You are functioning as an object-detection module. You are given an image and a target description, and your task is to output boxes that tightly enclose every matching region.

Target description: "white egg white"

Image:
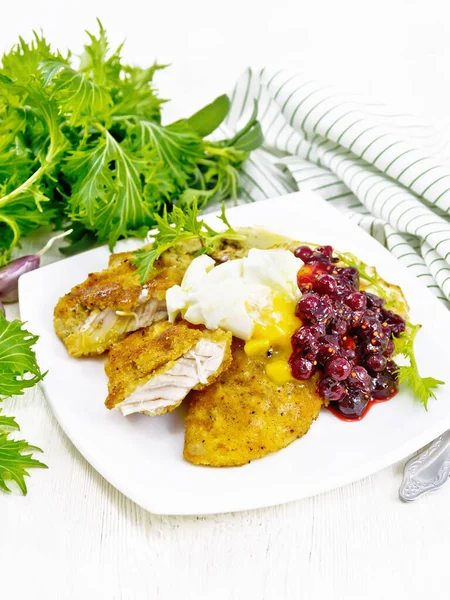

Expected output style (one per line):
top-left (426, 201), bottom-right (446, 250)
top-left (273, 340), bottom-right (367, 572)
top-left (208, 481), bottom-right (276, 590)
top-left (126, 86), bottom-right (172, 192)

top-left (166, 249), bottom-right (303, 340)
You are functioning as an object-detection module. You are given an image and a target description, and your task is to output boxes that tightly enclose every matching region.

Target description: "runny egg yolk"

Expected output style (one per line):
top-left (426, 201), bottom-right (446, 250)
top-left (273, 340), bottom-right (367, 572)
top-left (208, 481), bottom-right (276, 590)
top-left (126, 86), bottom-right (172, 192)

top-left (244, 294), bottom-right (302, 384)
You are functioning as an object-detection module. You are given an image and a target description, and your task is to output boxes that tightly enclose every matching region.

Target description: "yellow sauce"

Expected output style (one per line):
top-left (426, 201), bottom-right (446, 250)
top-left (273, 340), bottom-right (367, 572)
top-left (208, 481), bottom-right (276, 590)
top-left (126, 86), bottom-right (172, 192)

top-left (244, 294), bottom-right (302, 383)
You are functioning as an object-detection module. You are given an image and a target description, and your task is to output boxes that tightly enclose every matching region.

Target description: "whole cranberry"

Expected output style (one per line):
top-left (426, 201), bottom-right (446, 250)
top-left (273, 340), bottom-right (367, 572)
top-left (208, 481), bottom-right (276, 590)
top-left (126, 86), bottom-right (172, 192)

top-left (347, 365), bottom-right (373, 392)
top-left (338, 390), bottom-right (369, 418)
top-left (294, 245), bottom-right (314, 263)
top-left (325, 357), bottom-right (352, 381)
top-left (359, 314), bottom-right (383, 339)
top-left (316, 334), bottom-right (341, 365)
top-left (309, 323), bottom-right (327, 339)
top-left (296, 293), bottom-right (333, 324)
top-left (342, 347), bottom-right (357, 362)
top-left (317, 245), bottom-right (333, 258)
top-left (365, 353), bottom-right (387, 373)
top-left (314, 274), bottom-right (338, 297)
top-left (380, 310), bottom-right (406, 337)
top-left (329, 317), bottom-right (348, 335)
top-left (364, 292), bottom-right (385, 310)
top-left (290, 356), bottom-right (315, 380)
top-left (295, 293), bottom-right (320, 320)
top-left (318, 377), bottom-right (347, 402)
top-left (291, 326), bottom-right (319, 359)
top-left (340, 266), bottom-right (360, 288)
top-left (344, 292), bottom-right (367, 311)
top-left (372, 373), bottom-right (398, 399)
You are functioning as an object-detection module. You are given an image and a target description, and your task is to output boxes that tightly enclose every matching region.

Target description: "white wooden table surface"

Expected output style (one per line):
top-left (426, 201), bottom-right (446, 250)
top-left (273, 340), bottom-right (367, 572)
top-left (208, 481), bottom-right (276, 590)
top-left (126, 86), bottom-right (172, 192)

top-left (2, 1), bottom-right (450, 598)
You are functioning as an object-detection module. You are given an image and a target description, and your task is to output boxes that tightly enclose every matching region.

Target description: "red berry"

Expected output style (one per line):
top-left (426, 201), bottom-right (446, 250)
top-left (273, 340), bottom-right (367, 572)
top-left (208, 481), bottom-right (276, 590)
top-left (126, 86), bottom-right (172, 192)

top-left (290, 357), bottom-right (315, 380)
top-left (344, 292), bottom-right (367, 311)
top-left (337, 390), bottom-right (369, 418)
top-left (381, 310), bottom-right (406, 337)
top-left (347, 366), bottom-right (372, 392)
top-left (317, 245), bottom-right (333, 258)
top-left (383, 340), bottom-right (395, 356)
top-left (294, 245), bottom-right (314, 263)
top-left (317, 339), bottom-right (339, 365)
top-left (364, 292), bottom-right (385, 310)
top-left (340, 266), bottom-right (360, 288)
top-left (325, 357), bottom-right (352, 381)
top-left (372, 373), bottom-right (398, 399)
top-left (314, 274), bottom-right (338, 298)
top-left (318, 377), bottom-right (347, 401)
top-left (309, 323), bottom-right (327, 339)
top-left (296, 293), bottom-right (332, 324)
top-left (365, 353), bottom-right (386, 373)
top-left (291, 326), bottom-right (319, 359)
top-left (296, 293), bottom-right (320, 319)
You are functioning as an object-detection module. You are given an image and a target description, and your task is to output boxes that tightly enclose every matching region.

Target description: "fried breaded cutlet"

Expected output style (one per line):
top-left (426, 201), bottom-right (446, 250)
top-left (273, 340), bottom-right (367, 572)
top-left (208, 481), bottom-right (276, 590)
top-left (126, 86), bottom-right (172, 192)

top-left (54, 237), bottom-right (258, 358)
top-left (105, 321), bottom-right (232, 417)
top-left (184, 340), bottom-right (323, 467)
top-left (53, 244), bottom-right (193, 357)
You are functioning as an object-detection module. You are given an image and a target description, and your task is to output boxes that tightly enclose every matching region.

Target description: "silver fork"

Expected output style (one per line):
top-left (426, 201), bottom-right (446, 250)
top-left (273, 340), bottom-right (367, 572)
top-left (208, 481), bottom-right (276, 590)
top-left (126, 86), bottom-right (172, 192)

top-left (399, 430), bottom-right (450, 501)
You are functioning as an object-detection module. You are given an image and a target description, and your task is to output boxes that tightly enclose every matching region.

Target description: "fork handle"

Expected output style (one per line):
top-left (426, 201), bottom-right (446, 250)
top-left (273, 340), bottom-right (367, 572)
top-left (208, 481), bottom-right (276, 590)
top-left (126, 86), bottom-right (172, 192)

top-left (399, 430), bottom-right (450, 501)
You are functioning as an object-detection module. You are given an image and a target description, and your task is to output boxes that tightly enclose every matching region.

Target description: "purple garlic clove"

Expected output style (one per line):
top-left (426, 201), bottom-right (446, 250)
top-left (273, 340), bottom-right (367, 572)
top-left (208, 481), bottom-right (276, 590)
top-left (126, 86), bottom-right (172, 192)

top-left (0, 255), bottom-right (41, 303)
top-left (0, 229), bottom-right (73, 304)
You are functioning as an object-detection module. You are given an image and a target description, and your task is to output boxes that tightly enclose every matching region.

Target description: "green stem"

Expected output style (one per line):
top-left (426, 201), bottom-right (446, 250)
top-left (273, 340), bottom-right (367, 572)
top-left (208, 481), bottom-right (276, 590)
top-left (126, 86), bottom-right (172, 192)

top-left (0, 213), bottom-right (20, 247)
top-left (203, 143), bottom-right (231, 158)
top-left (0, 165), bottom-right (45, 209)
top-left (111, 114), bottom-right (137, 121)
top-left (0, 110), bottom-right (62, 210)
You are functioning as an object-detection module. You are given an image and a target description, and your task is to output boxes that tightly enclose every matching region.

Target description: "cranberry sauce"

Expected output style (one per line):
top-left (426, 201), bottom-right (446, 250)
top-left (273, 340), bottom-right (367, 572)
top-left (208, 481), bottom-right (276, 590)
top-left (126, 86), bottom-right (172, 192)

top-left (290, 245), bottom-right (405, 419)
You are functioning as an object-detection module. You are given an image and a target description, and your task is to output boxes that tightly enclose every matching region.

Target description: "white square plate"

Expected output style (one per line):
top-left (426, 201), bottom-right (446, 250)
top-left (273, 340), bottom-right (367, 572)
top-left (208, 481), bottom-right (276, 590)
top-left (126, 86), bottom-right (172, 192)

top-left (19, 192), bottom-right (450, 515)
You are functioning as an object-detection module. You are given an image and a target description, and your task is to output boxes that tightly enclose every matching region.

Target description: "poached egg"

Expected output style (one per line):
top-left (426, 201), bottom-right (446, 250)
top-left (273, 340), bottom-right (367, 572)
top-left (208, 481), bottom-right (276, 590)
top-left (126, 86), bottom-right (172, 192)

top-left (166, 249), bottom-right (303, 383)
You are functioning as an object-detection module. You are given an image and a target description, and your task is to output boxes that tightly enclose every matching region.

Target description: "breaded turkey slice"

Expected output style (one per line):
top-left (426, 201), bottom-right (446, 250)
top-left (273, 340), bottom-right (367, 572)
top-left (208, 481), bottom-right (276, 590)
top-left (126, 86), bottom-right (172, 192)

top-left (53, 243), bottom-right (197, 358)
top-left (105, 321), bottom-right (232, 417)
top-left (53, 236), bottom-right (258, 358)
top-left (184, 339), bottom-right (323, 467)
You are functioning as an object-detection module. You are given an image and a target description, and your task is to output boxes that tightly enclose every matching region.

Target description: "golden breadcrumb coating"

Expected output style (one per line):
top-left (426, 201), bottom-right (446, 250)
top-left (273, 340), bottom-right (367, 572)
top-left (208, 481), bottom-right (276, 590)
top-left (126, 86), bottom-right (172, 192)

top-left (105, 321), bottom-right (232, 413)
top-left (184, 339), bottom-right (323, 467)
top-left (53, 236), bottom-right (255, 358)
top-left (53, 243), bottom-right (197, 357)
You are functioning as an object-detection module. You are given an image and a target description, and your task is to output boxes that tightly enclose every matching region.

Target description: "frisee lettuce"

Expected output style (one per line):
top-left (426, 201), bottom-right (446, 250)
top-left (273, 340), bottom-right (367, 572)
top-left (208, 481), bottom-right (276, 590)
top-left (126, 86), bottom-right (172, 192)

top-left (0, 314), bottom-right (47, 494)
top-left (132, 200), bottom-right (245, 284)
top-left (0, 20), bottom-right (263, 264)
top-left (394, 323), bottom-right (444, 410)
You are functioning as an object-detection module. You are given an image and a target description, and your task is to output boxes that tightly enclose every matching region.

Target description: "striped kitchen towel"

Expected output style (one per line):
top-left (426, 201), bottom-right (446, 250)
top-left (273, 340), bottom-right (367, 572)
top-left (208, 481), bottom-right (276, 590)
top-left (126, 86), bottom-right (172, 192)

top-left (225, 68), bottom-right (450, 307)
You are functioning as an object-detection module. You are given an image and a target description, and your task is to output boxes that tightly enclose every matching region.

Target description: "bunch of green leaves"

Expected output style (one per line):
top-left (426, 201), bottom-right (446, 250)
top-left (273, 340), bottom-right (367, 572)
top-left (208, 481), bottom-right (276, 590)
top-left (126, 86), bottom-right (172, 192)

top-left (336, 251), bottom-right (443, 408)
top-left (0, 20), bottom-right (263, 264)
top-left (132, 199), bottom-right (246, 283)
top-left (0, 313), bottom-right (47, 493)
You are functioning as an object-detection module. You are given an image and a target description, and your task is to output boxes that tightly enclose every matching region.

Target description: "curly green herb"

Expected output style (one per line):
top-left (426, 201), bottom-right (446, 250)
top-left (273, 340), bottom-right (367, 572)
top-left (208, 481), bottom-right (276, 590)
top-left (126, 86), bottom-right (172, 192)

top-left (0, 21), bottom-right (263, 264)
top-left (0, 314), bottom-right (47, 493)
top-left (394, 323), bottom-right (444, 410)
top-left (132, 200), bottom-right (245, 284)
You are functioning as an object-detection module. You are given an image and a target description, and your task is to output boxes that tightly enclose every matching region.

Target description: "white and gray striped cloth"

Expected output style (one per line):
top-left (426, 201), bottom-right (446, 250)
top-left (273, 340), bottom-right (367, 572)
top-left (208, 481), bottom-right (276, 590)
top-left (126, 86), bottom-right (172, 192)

top-left (225, 68), bottom-right (450, 308)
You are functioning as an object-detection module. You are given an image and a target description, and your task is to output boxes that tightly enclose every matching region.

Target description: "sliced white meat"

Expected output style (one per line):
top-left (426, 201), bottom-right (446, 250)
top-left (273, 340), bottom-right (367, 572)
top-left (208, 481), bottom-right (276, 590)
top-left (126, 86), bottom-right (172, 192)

top-left (116, 338), bottom-right (227, 416)
top-left (79, 298), bottom-right (167, 343)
